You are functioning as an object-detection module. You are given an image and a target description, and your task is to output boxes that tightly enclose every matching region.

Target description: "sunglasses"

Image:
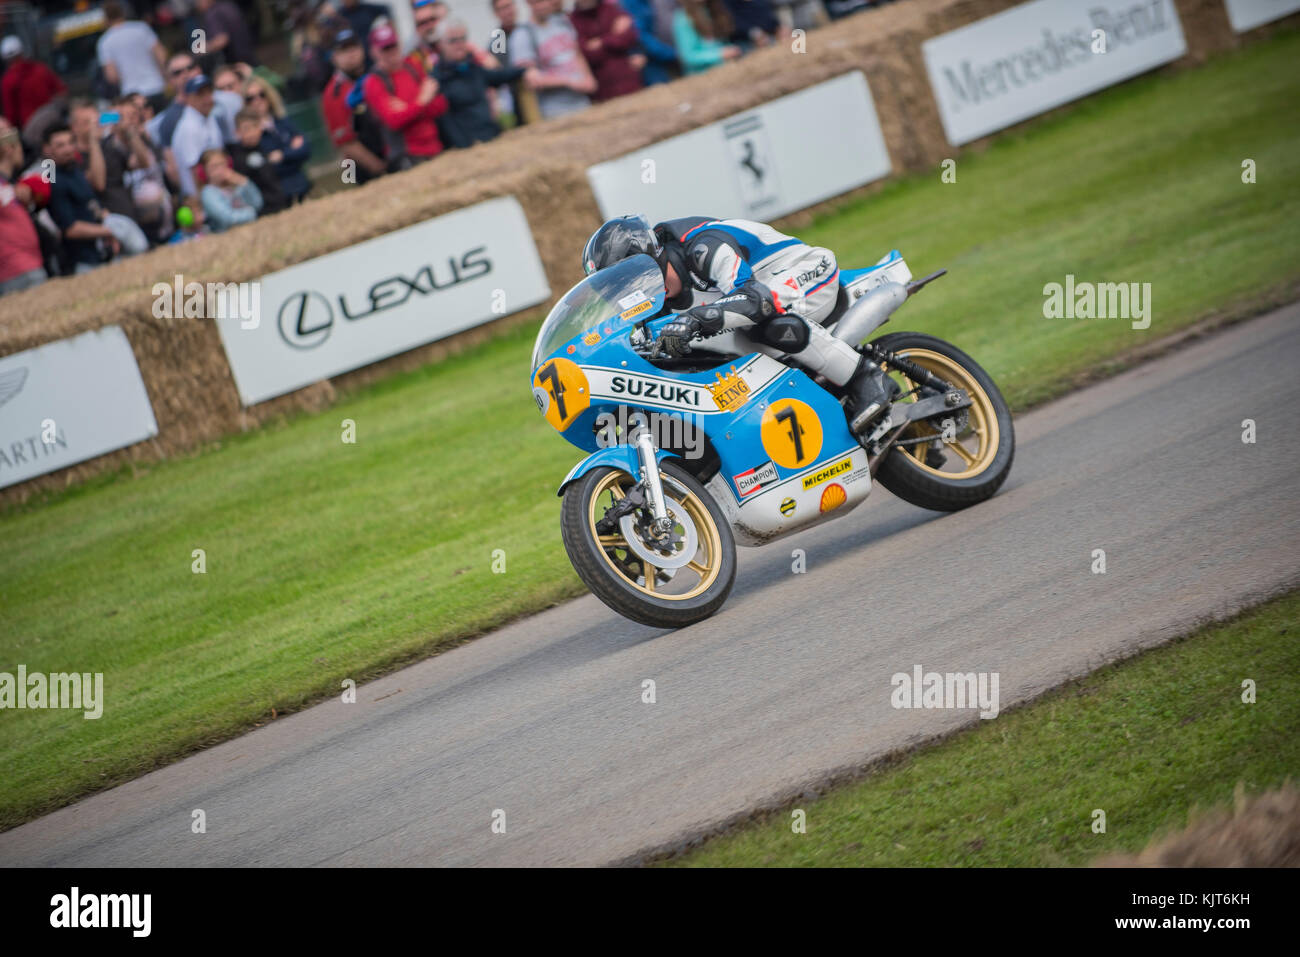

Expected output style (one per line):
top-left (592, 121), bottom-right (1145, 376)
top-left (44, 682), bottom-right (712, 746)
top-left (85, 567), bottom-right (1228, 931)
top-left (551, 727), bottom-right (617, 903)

top-left (379, 43), bottom-right (398, 51)
top-left (170, 65), bottom-right (196, 76)
top-left (416, 16), bottom-right (440, 26)
top-left (245, 90), bottom-right (267, 102)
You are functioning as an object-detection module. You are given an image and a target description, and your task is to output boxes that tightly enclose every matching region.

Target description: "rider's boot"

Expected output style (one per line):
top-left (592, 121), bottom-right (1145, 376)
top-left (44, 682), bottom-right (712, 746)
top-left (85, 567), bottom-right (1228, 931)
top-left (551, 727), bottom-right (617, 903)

top-left (777, 319), bottom-right (900, 436)
top-left (845, 355), bottom-right (901, 435)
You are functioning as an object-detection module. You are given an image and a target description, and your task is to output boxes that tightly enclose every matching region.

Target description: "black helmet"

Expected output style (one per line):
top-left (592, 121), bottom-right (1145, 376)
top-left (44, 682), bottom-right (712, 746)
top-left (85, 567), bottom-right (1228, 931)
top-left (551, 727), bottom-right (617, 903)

top-left (582, 214), bottom-right (663, 276)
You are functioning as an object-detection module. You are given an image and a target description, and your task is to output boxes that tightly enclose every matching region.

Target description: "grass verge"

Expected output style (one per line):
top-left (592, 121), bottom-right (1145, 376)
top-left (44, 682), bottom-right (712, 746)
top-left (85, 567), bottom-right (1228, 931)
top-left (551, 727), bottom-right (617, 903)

top-left (660, 591), bottom-right (1300, 867)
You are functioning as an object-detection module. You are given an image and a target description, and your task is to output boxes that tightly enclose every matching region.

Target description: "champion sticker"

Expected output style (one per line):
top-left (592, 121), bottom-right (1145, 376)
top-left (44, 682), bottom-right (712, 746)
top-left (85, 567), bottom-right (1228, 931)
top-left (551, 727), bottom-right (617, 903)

top-left (734, 461), bottom-right (778, 497)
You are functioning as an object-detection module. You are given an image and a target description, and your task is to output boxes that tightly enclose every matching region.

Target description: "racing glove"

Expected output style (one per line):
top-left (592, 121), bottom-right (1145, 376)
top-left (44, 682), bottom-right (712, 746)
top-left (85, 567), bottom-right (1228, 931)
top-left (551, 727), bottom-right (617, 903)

top-left (654, 304), bottom-right (726, 357)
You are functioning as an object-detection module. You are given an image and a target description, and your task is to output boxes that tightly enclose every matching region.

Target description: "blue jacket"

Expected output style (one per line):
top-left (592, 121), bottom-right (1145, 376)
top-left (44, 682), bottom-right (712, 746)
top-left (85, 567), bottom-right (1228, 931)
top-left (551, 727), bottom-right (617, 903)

top-left (620, 0), bottom-right (679, 85)
top-left (259, 117), bottom-right (312, 201)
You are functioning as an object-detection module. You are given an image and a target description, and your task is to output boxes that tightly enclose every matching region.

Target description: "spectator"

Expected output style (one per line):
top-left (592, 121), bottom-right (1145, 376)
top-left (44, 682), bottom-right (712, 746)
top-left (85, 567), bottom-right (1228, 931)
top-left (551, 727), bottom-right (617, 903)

top-left (149, 52), bottom-right (203, 149)
top-left (230, 109), bottom-right (291, 213)
top-left (489, 0), bottom-right (530, 124)
top-left (721, 0), bottom-right (787, 48)
top-left (67, 99), bottom-right (108, 195)
top-left (44, 123), bottom-right (148, 273)
top-left (674, 0), bottom-right (741, 74)
top-left (492, 0), bottom-right (521, 52)
top-left (320, 29), bottom-right (386, 183)
top-left (198, 147), bottom-right (263, 231)
top-left (338, 0), bottom-right (393, 44)
top-left (100, 95), bottom-right (171, 242)
top-left (570, 0), bottom-right (644, 102)
top-left (195, 0), bottom-right (260, 67)
top-left (213, 64), bottom-right (243, 94)
top-left (289, 5), bottom-right (341, 95)
top-left (431, 20), bottom-right (527, 149)
top-left (0, 117), bottom-right (45, 296)
top-left (621, 0), bottom-right (680, 85)
top-left (360, 22), bottom-right (447, 168)
top-left (241, 76), bottom-right (312, 203)
top-left (129, 91), bottom-right (157, 128)
top-left (408, 0), bottom-right (450, 74)
top-left (171, 74), bottom-right (226, 196)
top-left (96, 1), bottom-right (168, 111)
top-left (510, 0), bottom-right (596, 120)
top-left (771, 0), bottom-right (828, 33)
top-left (1, 36), bottom-right (66, 134)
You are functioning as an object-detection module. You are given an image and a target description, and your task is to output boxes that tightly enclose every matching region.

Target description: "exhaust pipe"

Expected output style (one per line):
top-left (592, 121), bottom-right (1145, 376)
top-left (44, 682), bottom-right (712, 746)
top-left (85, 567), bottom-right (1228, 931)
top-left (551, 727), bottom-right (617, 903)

top-left (831, 269), bottom-right (947, 346)
top-left (830, 281), bottom-right (908, 345)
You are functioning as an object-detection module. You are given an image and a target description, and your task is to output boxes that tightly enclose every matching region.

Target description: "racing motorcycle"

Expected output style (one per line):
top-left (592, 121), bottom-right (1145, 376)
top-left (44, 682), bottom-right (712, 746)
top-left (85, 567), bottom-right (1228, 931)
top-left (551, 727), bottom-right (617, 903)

top-left (530, 251), bottom-right (1014, 628)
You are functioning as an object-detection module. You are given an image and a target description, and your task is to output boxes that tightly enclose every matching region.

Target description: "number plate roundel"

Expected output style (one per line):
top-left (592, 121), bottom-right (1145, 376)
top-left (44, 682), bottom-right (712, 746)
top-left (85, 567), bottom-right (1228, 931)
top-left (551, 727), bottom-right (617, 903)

top-left (761, 398), bottom-right (822, 469)
top-left (533, 357), bottom-right (590, 431)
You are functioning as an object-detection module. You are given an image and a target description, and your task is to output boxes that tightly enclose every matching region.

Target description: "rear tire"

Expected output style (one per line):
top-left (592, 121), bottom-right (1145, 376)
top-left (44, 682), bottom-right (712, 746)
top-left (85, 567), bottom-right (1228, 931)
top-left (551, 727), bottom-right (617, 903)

top-left (872, 332), bottom-right (1015, 512)
top-left (560, 459), bottom-right (737, 629)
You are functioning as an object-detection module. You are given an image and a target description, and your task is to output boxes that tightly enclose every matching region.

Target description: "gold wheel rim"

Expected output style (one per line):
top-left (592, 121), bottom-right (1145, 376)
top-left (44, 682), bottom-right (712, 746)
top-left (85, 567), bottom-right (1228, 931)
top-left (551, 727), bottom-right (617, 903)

top-left (882, 348), bottom-right (1000, 480)
top-left (587, 470), bottom-right (723, 601)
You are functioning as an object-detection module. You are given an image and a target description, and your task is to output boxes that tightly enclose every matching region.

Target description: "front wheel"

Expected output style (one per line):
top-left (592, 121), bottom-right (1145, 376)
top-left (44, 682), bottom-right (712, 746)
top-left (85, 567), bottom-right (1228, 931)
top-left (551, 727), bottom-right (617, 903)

top-left (871, 332), bottom-right (1015, 512)
top-left (560, 459), bottom-right (737, 629)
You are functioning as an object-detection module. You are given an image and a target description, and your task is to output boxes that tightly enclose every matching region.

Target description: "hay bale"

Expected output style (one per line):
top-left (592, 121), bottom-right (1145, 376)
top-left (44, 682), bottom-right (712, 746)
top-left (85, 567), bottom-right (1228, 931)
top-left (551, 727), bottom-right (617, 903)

top-left (1096, 783), bottom-right (1300, 867)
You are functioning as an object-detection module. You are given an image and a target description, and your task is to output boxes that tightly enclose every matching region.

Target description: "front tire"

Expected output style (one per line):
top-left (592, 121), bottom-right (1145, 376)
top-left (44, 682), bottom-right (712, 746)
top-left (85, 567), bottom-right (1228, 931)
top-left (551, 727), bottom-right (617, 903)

top-left (560, 459), bottom-right (736, 628)
top-left (871, 332), bottom-right (1015, 512)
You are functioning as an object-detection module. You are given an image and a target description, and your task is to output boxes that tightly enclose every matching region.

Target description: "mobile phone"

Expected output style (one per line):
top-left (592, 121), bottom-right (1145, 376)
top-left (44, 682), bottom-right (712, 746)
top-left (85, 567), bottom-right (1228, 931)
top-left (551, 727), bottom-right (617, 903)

top-left (99, 111), bottom-right (120, 126)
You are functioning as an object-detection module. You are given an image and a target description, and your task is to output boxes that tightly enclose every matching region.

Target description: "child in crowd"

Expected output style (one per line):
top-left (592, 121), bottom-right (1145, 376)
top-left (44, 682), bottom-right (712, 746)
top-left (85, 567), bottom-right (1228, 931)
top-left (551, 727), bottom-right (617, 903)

top-left (197, 148), bottom-right (263, 233)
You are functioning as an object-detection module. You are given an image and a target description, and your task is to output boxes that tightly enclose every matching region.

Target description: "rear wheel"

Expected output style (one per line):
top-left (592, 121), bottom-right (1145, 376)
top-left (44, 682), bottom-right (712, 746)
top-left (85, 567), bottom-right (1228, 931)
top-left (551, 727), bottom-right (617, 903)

top-left (872, 332), bottom-right (1015, 511)
top-left (560, 460), bottom-right (736, 628)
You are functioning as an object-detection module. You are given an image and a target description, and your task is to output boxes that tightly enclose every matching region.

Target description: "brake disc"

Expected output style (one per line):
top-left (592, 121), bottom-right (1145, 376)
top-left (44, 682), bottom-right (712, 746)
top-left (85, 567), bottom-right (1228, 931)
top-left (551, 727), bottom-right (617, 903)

top-left (618, 500), bottom-right (698, 570)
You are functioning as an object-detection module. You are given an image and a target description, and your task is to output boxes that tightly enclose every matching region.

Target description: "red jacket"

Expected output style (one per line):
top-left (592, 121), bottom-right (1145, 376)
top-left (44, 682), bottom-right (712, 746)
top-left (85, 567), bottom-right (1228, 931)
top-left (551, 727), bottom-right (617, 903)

top-left (1, 57), bottom-right (66, 130)
top-left (570, 1), bottom-right (643, 102)
top-left (361, 63), bottom-right (448, 159)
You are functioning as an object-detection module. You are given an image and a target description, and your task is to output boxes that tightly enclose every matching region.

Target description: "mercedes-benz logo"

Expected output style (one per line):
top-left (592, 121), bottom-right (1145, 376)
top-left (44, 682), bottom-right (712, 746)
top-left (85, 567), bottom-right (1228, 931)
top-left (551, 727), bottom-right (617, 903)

top-left (277, 291), bottom-right (334, 350)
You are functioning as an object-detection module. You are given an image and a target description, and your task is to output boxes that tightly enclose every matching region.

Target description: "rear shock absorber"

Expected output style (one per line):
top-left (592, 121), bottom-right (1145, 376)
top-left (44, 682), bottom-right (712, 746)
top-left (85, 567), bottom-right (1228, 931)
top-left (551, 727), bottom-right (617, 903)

top-left (862, 344), bottom-right (955, 394)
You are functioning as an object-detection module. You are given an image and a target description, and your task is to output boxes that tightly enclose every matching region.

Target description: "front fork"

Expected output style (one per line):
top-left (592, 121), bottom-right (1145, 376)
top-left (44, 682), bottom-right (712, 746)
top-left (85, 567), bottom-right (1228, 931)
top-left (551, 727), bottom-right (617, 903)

top-left (634, 430), bottom-right (674, 540)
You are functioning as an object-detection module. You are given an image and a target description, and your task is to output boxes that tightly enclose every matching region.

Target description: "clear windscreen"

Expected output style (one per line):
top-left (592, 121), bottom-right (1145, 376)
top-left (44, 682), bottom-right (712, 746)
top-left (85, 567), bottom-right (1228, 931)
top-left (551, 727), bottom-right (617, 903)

top-left (531, 255), bottom-right (665, 371)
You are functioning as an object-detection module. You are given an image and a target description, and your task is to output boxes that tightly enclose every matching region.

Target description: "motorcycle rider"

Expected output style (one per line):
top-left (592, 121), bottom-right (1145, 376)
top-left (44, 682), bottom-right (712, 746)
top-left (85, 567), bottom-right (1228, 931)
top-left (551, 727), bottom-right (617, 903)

top-left (581, 214), bottom-right (900, 436)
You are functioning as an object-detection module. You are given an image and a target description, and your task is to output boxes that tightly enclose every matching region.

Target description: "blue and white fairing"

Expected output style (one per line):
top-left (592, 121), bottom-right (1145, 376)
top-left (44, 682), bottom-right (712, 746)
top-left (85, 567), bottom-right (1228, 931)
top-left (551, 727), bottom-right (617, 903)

top-left (531, 255), bottom-right (873, 546)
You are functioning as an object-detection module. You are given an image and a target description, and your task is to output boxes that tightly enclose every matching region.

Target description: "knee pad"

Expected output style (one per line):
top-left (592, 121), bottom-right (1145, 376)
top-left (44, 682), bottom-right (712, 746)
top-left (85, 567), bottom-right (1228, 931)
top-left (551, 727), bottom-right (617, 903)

top-left (755, 314), bottom-right (810, 352)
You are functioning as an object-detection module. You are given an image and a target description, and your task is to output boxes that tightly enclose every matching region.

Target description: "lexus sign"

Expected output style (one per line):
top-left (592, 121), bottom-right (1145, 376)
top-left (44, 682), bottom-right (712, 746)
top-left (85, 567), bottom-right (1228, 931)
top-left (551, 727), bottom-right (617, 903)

top-left (216, 197), bottom-right (550, 406)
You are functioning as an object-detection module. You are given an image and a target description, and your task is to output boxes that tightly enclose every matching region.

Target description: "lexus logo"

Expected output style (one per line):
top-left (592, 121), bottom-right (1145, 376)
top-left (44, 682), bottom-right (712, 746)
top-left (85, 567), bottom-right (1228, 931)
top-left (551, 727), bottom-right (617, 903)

top-left (277, 291), bottom-right (334, 350)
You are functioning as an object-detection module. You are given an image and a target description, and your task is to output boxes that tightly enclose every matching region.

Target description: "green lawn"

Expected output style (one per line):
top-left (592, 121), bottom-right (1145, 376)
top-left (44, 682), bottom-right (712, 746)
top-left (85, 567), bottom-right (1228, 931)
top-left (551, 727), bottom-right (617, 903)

top-left (664, 592), bottom-right (1300, 867)
top-left (2, 28), bottom-right (1299, 829)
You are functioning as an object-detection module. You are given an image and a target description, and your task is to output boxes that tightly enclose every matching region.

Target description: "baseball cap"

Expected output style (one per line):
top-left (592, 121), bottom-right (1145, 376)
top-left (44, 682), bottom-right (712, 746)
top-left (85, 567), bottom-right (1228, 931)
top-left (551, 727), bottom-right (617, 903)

top-left (369, 22), bottom-right (398, 48)
top-left (1, 36), bottom-right (23, 59)
top-left (334, 28), bottom-right (360, 49)
top-left (184, 73), bottom-right (213, 94)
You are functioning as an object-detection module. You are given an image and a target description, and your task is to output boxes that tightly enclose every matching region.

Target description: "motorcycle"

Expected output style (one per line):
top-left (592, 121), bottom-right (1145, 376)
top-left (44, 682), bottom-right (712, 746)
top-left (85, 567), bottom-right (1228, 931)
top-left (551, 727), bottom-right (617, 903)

top-left (530, 250), bottom-right (1015, 628)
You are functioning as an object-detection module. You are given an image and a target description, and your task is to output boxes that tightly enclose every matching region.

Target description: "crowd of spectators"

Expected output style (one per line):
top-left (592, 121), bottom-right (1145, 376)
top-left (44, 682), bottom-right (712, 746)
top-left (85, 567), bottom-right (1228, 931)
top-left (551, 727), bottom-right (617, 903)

top-left (1, 0), bottom-right (894, 296)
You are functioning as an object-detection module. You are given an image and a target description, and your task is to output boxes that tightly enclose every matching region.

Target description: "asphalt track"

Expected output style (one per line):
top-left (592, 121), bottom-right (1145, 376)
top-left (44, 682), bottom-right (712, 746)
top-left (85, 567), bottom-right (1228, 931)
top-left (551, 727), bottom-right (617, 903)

top-left (3, 306), bottom-right (1299, 867)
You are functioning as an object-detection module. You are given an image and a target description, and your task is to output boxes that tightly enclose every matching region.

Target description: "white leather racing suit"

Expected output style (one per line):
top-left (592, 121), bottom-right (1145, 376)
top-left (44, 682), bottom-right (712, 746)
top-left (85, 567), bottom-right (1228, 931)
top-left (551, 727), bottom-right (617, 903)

top-left (654, 216), bottom-right (864, 387)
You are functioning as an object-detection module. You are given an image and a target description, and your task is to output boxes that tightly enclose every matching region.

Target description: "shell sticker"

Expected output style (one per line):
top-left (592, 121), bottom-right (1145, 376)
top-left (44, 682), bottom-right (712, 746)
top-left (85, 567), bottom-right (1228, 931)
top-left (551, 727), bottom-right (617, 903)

top-left (820, 483), bottom-right (847, 513)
